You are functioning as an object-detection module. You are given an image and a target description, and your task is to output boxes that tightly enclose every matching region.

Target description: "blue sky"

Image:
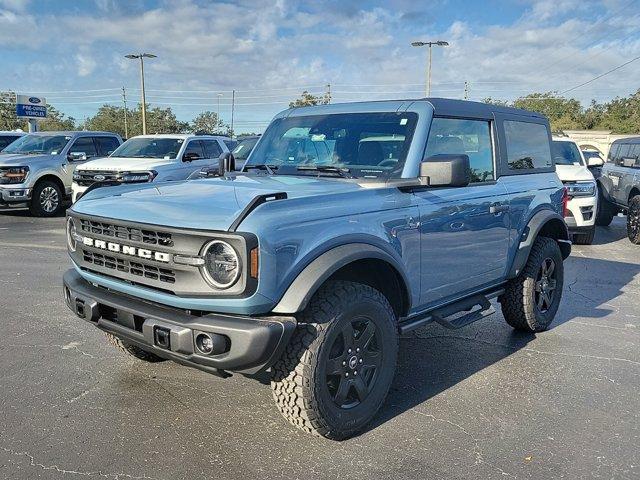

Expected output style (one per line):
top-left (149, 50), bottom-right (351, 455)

top-left (1, 0), bottom-right (639, 132)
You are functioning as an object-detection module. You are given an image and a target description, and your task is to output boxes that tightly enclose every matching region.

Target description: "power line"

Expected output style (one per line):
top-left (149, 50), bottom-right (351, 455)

top-left (560, 54), bottom-right (640, 94)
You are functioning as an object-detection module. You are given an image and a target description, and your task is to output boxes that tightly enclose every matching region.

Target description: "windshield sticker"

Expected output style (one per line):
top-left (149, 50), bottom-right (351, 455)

top-left (400, 118), bottom-right (408, 125)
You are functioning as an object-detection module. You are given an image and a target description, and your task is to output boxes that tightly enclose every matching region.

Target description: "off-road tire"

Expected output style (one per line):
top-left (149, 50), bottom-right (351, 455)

top-left (627, 195), bottom-right (640, 244)
top-left (595, 186), bottom-right (615, 226)
top-left (572, 227), bottom-right (595, 245)
top-left (271, 280), bottom-right (398, 440)
top-left (29, 179), bottom-right (63, 217)
top-left (500, 237), bottom-right (564, 332)
top-left (105, 332), bottom-right (167, 362)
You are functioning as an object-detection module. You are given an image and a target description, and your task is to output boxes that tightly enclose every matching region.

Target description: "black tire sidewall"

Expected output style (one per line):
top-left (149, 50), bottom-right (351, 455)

top-left (627, 196), bottom-right (640, 244)
top-left (312, 293), bottom-right (398, 435)
top-left (527, 240), bottom-right (564, 331)
top-left (30, 180), bottom-right (63, 217)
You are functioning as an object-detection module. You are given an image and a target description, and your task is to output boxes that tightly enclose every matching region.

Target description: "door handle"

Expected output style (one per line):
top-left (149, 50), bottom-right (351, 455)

top-left (489, 202), bottom-right (510, 214)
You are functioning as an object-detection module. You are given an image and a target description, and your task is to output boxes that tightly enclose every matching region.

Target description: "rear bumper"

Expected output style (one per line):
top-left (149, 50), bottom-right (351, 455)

top-left (63, 269), bottom-right (296, 376)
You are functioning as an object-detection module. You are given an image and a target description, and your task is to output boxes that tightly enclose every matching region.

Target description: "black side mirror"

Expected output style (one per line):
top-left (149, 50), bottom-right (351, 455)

top-left (419, 154), bottom-right (470, 187)
top-left (183, 152), bottom-right (200, 162)
top-left (218, 152), bottom-right (236, 176)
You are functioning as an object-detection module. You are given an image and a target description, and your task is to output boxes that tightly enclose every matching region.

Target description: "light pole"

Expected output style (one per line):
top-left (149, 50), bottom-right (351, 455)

top-left (125, 53), bottom-right (156, 135)
top-left (411, 40), bottom-right (449, 97)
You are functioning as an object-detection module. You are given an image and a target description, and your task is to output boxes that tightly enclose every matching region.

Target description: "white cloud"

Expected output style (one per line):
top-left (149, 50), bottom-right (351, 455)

top-left (76, 53), bottom-right (97, 77)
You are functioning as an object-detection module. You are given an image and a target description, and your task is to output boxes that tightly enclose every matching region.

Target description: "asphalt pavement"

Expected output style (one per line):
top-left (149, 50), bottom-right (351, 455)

top-left (0, 210), bottom-right (638, 480)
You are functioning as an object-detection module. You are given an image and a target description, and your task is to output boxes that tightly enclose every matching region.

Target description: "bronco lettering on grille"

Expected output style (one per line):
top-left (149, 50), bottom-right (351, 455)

top-left (82, 237), bottom-right (170, 263)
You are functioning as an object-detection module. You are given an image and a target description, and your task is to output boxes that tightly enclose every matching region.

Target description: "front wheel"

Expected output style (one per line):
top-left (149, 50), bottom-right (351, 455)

top-left (500, 237), bottom-right (564, 332)
top-left (627, 195), bottom-right (640, 244)
top-left (271, 281), bottom-right (398, 440)
top-left (29, 180), bottom-right (64, 217)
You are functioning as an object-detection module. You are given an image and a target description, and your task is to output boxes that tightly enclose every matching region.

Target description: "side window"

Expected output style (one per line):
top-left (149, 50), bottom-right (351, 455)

top-left (182, 140), bottom-right (204, 161)
top-left (504, 121), bottom-right (552, 170)
top-left (202, 140), bottom-right (222, 159)
top-left (607, 143), bottom-right (620, 163)
top-left (617, 144), bottom-right (631, 166)
top-left (224, 139), bottom-right (238, 151)
top-left (95, 137), bottom-right (120, 156)
top-left (425, 117), bottom-right (494, 182)
top-left (631, 145), bottom-right (640, 166)
top-left (70, 137), bottom-right (98, 158)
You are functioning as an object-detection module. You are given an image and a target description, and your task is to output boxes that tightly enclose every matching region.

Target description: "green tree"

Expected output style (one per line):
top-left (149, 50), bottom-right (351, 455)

top-left (190, 111), bottom-right (230, 135)
top-left (289, 90), bottom-right (331, 108)
top-left (39, 105), bottom-right (76, 131)
top-left (512, 92), bottom-right (583, 131)
top-left (595, 90), bottom-right (640, 134)
top-left (85, 105), bottom-right (130, 137)
top-left (85, 104), bottom-right (188, 137)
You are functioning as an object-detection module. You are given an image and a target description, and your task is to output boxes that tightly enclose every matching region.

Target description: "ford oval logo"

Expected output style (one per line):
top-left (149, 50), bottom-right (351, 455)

top-left (93, 175), bottom-right (106, 181)
top-left (28, 97), bottom-right (41, 104)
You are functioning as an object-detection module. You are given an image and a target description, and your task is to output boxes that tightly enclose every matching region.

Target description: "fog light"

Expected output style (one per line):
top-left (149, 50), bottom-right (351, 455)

top-left (194, 332), bottom-right (229, 355)
top-left (196, 333), bottom-right (214, 354)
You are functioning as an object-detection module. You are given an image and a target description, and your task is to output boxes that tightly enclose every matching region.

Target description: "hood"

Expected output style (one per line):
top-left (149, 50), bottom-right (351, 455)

top-left (556, 164), bottom-right (595, 182)
top-left (77, 156), bottom-right (175, 171)
top-left (72, 174), bottom-right (363, 231)
top-left (0, 153), bottom-right (54, 166)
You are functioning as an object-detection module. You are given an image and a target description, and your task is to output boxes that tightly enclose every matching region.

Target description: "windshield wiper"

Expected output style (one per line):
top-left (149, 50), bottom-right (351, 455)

top-left (244, 164), bottom-right (279, 175)
top-left (296, 165), bottom-right (354, 178)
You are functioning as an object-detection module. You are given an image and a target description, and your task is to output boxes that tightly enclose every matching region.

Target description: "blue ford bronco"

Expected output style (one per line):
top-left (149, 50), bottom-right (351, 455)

top-left (63, 99), bottom-right (570, 439)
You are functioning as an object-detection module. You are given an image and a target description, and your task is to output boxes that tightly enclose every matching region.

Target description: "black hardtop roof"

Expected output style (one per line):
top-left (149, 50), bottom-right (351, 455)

top-left (611, 136), bottom-right (640, 145)
top-left (425, 97), bottom-right (546, 120)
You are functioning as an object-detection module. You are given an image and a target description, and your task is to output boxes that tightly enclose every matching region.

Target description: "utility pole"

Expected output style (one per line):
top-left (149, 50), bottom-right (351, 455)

top-left (217, 93), bottom-right (222, 134)
top-left (125, 53), bottom-right (156, 135)
top-left (326, 83), bottom-right (331, 104)
top-left (464, 81), bottom-right (469, 100)
top-left (122, 86), bottom-right (129, 138)
top-left (411, 40), bottom-right (449, 97)
top-left (231, 90), bottom-right (235, 138)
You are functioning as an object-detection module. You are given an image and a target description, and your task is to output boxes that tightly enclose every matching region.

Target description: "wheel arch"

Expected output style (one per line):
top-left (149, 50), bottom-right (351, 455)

top-left (629, 187), bottom-right (640, 203)
top-left (508, 210), bottom-right (571, 279)
top-left (271, 243), bottom-right (411, 319)
top-left (33, 173), bottom-right (65, 194)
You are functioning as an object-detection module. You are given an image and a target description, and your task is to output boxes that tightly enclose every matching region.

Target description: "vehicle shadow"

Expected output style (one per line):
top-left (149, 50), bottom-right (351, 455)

top-left (365, 253), bottom-right (639, 436)
top-left (591, 217), bottom-right (627, 245)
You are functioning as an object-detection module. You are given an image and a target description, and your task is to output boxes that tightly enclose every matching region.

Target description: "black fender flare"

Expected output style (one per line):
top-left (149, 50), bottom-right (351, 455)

top-left (271, 243), bottom-right (411, 314)
top-left (508, 210), bottom-right (571, 279)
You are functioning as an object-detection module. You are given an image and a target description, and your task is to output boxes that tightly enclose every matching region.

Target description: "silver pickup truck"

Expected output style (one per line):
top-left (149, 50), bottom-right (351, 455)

top-left (0, 131), bottom-right (122, 216)
top-left (596, 136), bottom-right (640, 243)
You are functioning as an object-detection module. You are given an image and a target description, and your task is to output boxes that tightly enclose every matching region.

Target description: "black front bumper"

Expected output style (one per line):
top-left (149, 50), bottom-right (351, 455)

top-left (63, 269), bottom-right (296, 377)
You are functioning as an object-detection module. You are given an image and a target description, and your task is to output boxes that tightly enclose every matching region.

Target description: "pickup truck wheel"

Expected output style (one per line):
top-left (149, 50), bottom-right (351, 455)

top-left (29, 180), bottom-right (63, 217)
top-left (270, 280), bottom-right (398, 440)
top-left (595, 187), bottom-right (615, 226)
top-left (627, 196), bottom-right (640, 244)
top-left (572, 227), bottom-right (595, 245)
top-left (500, 237), bottom-right (564, 332)
top-left (105, 332), bottom-right (167, 363)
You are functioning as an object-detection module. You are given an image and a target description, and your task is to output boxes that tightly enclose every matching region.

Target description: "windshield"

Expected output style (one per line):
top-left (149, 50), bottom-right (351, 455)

top-left (246, 112), bottom-right (418, 179)
top-left (552, 141), bottom-right (584, 166)
top-left (110, 138), bottom-right (184, 159)
top-left (2, 134), bottom-right (71, 155)
top-left (232, 137), bottom-right (259, 161)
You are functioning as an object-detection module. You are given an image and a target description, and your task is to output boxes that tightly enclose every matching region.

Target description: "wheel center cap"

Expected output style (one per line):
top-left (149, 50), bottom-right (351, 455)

top-left (348, 355), bottom-right (358, 369)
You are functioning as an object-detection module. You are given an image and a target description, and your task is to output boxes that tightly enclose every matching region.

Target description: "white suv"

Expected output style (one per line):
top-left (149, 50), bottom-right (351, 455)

top-left (72, 134), bottom-right (231, 202)
top-left (552, 137), bottom-right (598, 245)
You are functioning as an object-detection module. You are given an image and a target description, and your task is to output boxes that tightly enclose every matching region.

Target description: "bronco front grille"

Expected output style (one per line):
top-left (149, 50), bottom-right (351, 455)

top-left (79, 219), bottom-right (174, 247)
top-left (82, 250), bottom-right (176, 284)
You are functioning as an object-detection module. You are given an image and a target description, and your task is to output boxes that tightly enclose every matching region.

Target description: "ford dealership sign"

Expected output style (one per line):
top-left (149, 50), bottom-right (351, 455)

top-left (16, 94), bottom-right (47, 119)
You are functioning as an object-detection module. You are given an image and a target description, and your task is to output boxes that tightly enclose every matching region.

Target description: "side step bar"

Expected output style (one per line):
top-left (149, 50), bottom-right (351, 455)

top-left (399, 289), bottom-right (504, 334)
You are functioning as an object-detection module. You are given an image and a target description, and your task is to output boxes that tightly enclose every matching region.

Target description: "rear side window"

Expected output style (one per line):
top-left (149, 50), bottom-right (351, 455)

top-left (607, 143), bottom-right (620, 163)
top-left (425, 118), bottom-right (494, 183)
top-left (96, 137), bottom-right (120, 156)
top-left (504, 121), bottom-right (552, 170)
top-left (183, 140), bottom-right (204, 160)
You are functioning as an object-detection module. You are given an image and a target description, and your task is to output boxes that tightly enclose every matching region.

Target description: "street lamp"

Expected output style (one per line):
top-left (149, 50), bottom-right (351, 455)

top-left (411, 40), bottom-right (449, 97)
top-left (125, 53), bottom-right (157, 135)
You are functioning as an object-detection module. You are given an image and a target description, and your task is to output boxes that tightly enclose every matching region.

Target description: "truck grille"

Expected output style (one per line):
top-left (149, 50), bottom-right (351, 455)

top-left (79, 219), bottom-right (173, 247)
top-left (83, 250), bottom-right (176, 284)
top-left (75, 170), bottom-right (120, 187)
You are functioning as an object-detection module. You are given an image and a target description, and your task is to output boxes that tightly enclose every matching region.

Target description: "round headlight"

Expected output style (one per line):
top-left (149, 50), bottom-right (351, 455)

top-left (202, 240), bottom-right (241, 289)
top-left (66, 217), bottom-right (77, 252)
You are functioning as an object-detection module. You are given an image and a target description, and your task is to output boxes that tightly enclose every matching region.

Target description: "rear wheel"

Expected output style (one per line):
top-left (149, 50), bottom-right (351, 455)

top-left (572, 227), bottom-right (595, 245)
top-left (595, 186), bottom-right (615, 226)
top-left (29, 180), bottom-right (63, 217)
top-left (500, 237), bottom-right (564, 332)
top-left (271, 281), bottom-right (398, 440)
top-left (627, 195), bottom-right (640, 244)
top-left (105, 332), bottom-right (167, 362)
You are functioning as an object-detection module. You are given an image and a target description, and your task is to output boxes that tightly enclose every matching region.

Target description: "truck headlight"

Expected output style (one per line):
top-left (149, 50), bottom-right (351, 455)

top-left (66, 217), bottom-right (78, 252)
top-left (202, 240), bottom-right (241, 289)
top-left (564, 181), bottom-right (596, 197)
top-left (0, 166), bottom-right (29, 184)
top-left (121, 170), bottom-right (157, 183)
